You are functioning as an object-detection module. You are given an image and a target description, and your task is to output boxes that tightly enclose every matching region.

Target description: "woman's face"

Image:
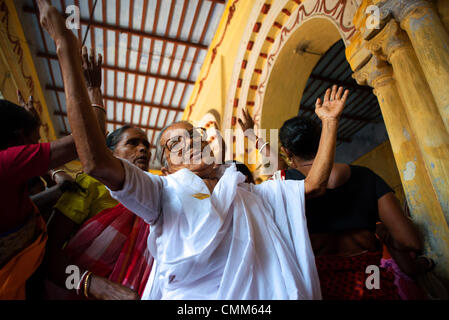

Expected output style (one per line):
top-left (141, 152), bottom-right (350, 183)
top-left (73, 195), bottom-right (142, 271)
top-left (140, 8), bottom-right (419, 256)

top-left (160, 122), bottom-right (216, 175)
top-left (113, 128), bottom-right (152, 171)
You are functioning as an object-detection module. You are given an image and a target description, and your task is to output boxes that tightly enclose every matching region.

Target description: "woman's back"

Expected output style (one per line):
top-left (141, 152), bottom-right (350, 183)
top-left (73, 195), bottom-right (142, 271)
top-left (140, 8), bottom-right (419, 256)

top-left (283, 164), bottom-right (393, 256)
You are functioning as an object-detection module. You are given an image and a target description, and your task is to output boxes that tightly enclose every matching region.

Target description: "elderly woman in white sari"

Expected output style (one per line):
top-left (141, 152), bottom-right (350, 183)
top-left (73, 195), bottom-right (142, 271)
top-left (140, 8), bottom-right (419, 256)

top-left (37, 0), bottom-right (349, 300)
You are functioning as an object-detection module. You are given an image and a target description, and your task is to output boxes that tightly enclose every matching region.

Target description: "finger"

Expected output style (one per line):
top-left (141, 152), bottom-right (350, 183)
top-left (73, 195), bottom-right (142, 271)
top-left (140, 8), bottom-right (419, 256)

top-left (90, 47), bottom-right (95, 66)
top-left (243, 108), bottom-right (250, 121)
top-left (330, 85), bottom-right (337, 101)
top-left (82, 46), bottom-right (89, 68)
top-left (315, 97), bottom-right (322, 109)
top-left (341, 89), bottom-right (350, 105)
top-left (97, 53), bottom-right (103, 68)
top-left (336, 86), bottom-right (344, 100)
top-left (17, 90), bottom-right (25, 106)
top-left (238, 118), bottom-right (244, 128)
top-left (28, 95), bottom-right (34, 107)
top-left (323, 89), bottom-right (331, 103)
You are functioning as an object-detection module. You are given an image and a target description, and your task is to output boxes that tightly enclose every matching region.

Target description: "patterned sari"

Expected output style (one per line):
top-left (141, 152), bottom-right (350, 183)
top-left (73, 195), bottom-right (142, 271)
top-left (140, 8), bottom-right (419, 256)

top-left (64, 203), bottom-right (152, 297)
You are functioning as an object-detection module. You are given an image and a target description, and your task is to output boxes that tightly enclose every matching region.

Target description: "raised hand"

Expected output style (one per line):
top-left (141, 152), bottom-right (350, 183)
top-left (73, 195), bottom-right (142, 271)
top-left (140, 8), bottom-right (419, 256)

top-left (82, 46), bottom-right (103, 89)
top-left (37, 0), bottom-right (77, 45)
top-left (17, 90), bottom-right (41, 126)
top-left (238, 108), bottom-right (255, 132)
top-left (315, 85), bottom-right (349, 121)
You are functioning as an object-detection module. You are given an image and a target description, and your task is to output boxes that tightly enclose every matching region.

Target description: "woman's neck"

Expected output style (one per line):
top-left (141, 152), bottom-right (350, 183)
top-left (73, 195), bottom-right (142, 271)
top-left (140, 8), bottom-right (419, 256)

top-left (289, 157), bottom-right (314, 176)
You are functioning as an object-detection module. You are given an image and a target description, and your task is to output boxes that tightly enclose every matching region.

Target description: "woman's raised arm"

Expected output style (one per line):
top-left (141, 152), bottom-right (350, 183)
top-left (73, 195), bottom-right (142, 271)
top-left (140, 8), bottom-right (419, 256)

top-left (37, 0), bottom-right (124, 190)
top-left (304, 85), bottom-right (348, 198)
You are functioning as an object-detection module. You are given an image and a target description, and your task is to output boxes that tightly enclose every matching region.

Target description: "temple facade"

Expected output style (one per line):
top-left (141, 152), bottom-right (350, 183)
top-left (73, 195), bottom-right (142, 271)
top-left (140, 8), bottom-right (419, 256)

top-left (181, 0), bottom-right (449, 288)
top-left (1, 0), bottom-right (449, 291)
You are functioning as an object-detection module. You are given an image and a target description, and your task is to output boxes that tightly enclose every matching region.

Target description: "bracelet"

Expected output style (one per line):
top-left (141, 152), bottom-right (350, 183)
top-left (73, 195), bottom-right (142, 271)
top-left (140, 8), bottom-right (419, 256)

top-left (417, 255), bottom-right (435, 272)
top-left (76, 270), bottom-right (89, 296)
top-left (51, 169), bottom-right (66, 182)
top-left (84, 271), bottom-right (93, 298)
top-left (255, 137), bottom-right (261, 149)
top-left (259, 142), bottom-right (269, 153)
top-left (92, 104), bottom-right (106, 114)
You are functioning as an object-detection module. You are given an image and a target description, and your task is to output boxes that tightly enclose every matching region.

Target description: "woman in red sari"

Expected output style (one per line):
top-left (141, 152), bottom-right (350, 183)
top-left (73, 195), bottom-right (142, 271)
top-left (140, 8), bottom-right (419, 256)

top-left (44, 125), bottom-right (153, 300)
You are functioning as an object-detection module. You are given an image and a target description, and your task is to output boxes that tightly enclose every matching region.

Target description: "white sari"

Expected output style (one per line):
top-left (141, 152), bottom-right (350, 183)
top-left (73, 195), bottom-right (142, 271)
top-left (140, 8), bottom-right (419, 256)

top-left (109, 160), bottom-right (321, 300)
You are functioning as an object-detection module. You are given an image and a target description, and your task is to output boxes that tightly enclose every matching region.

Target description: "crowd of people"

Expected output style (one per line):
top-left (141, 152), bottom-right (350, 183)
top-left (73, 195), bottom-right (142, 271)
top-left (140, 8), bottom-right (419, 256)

top-left (0, 0), bottom-right (436, 300)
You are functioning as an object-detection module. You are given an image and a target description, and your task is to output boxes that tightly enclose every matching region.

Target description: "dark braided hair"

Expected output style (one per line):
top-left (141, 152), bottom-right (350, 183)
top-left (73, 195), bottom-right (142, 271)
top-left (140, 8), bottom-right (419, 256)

top-left (0, 99), bottom-right (40, 150)
top-left (106, 125), bottom-right (132, 151)
top-left (279, 117), bottom-right (321, 161)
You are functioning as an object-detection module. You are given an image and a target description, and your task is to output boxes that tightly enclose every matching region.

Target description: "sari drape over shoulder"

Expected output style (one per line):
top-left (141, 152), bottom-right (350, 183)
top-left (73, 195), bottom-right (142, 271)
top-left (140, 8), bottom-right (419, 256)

top-left (109, 160), bottom-right (321, 300)
top-left (0, 213), bottom-right (47, 300)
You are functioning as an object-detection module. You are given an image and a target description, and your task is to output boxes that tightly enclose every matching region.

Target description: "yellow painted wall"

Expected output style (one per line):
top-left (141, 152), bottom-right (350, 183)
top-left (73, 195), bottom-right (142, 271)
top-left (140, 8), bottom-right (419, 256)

top-left (0, 0), bottom-right (56, 142)
top-left (183, 0), bottom-right (255, 127)
top-left (353, 141), bottom-right (406, 206)
top-left (260, 18), bottom-right (341, 132)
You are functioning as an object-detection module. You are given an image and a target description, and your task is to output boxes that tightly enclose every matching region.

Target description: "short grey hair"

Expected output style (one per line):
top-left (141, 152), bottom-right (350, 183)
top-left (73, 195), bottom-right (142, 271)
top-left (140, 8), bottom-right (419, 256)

top-left (155, 120), bottom-right (192, 168)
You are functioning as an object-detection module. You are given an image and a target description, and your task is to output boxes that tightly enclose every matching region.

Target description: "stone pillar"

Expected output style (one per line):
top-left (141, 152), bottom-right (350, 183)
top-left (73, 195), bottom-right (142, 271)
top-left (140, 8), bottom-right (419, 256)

top-left (382, 0), bottom-right (449, 132)
top-left (368, 19), bottom-right (449, 223)
top-left (354, 56), bottom-right (449, 284)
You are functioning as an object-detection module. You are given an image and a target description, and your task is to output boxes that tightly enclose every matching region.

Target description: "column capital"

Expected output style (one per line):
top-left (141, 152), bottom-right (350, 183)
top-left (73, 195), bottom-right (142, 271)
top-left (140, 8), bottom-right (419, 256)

top-left (367, 19), bottom-right (411, 62)
top-left (353, 55), bottom-right (393, 91)
top-left (379, 0), bottom-right (436, 23)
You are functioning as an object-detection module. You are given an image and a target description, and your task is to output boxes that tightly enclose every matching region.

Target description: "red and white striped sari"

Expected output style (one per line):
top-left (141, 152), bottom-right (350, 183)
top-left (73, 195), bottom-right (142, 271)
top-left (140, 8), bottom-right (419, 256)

top-left (65, 203), bottom-right (153, 297)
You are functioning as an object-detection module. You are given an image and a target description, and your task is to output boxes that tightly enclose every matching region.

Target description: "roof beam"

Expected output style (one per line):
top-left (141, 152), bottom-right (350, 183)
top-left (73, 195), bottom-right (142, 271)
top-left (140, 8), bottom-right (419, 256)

top-left (37, 52), bottom-right (195, 85)
top-left (308, 74), bottom-right (373, 92)
top-left (300, 105), bottom-right (381, 124)
top-left (23, 5), bottom-right (208, 50)
top-left (47, 85), bottom-right (184, 113)
top-left (55, 111), bottom-right (161, 132)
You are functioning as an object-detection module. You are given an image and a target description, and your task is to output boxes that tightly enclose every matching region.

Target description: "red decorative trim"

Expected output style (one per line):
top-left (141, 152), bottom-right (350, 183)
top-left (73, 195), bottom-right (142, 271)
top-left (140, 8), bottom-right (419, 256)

top-left (266, 36), bottom-right (275, 43)
top-left (187, 0), bottom-right (240, 118)
top-left (0, 0), bottom-right (50, 140)
top-left (234, 98), bottom-right (239, 107)
top-left (247, 41), bottom-right (254, 50)
top-left (247, 101), bottom-right (255, 106)
top-left (259, 52), bottom-right (268, 59)
top-left (261, 3), bottom-right (271, 14)
top-left (256, 0), bottom-right (357, 118)
top-left (241, 60), bottom-right (248, 69)
top-left (231, 116), bottom-right (237, 126)
top-left (237, 79), bottom-right (242, 88)
top-left (253, 22), bottom-right (261, 33)
top-left (250, 85), bottom-right (258, 90)
top-left (282, 8), bottom-right (291, 16)
top-left (273, 21), bottom-right (283, 29)
top-left (254, 69), bottom-right (262, 74)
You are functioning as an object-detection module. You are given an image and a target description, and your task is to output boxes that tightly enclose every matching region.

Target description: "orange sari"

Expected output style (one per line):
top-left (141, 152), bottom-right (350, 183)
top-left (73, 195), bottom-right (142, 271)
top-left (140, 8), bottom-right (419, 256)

top-left (0, 214), bottom-right (47, 300)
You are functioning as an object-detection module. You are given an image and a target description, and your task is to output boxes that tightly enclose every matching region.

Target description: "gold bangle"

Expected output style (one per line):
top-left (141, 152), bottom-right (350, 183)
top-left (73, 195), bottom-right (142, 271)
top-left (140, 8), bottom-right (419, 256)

top-left (92, 104), bottom-right (106, 114)
top-left (51, 169), bottom-right (65, 181)
top-left (84, 271), bottom-right (93, 298)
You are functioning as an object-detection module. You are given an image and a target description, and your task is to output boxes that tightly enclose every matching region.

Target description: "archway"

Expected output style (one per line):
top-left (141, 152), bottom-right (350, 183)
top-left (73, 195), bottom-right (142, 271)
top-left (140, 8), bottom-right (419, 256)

top-left (260, 17), bottom-right (342, 131)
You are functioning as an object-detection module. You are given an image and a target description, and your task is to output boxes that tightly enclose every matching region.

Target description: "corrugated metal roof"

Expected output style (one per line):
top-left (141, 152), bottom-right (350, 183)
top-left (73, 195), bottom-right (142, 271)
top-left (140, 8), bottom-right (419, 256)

top-left (18, 0), bottom-right (227, 168)
top-left (299, 40), bottom-right (383, 145)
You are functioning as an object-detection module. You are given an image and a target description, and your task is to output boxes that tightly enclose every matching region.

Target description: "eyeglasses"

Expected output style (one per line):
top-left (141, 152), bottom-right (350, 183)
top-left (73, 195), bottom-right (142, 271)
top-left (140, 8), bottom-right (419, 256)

top-left (160, 127), bottom-right (207, 164)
